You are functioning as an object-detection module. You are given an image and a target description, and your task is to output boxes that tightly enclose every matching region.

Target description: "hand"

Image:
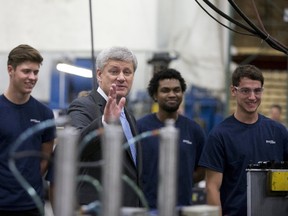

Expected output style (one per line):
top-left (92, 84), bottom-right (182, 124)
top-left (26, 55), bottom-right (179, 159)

top-left (103, 83), bottom-right (126, 123)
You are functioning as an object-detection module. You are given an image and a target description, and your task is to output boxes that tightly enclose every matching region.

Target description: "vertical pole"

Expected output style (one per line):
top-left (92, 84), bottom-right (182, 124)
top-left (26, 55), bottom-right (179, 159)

top-left (100, 123), bottom-right (123, 216)
top-left (54, 126), bottom-right (79, 216)
top-left (59, 71), bottom-right (66, 109)
top-left (224, 4), bottom-right (233, 117)
top-left (158, 119), bottom-right (179, 216)
top-left (88, 0), bottom-right (97, 89)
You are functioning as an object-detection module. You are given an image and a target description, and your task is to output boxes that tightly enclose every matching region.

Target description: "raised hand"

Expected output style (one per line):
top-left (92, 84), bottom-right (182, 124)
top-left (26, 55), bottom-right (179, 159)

top-left (103, 83), bottom-right (126, 123)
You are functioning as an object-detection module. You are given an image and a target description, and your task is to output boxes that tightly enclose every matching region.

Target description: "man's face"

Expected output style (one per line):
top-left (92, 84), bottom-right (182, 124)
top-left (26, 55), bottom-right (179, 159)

top-left (97, 60), bottom-right (135, 99)
top-left (231, 77), bottom-right (263, 115)
top-left (155, 78), bottom-right (183, 113)
top-left (270, 107), bottom-right (281, 122)
top-left (8, 61), bottom-right (39, 95)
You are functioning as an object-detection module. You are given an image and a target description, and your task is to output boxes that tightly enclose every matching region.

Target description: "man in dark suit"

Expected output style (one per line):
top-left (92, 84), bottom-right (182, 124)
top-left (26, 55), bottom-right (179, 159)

top-left (67, 46), bottom-right (142, 207)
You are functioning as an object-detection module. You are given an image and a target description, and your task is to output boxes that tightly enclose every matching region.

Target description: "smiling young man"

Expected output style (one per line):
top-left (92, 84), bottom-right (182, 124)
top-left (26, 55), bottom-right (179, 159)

top-left (137, 68), bottom-right (206, 209)
top-left (199, 64), bottom-right (288, 216)
top-left (0, 44), bottom-right (56, 215)
top-left (67, 46), bottom-right (142, 207)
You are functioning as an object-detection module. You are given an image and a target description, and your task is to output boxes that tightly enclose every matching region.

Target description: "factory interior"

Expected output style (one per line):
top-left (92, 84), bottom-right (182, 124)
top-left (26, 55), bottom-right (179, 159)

top-left (1, 0), bottom-right (288, 216)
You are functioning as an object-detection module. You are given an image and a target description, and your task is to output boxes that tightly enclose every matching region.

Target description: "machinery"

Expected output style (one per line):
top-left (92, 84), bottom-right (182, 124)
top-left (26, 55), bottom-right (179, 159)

top-left (247, 161), bottom-right (288, 216)
top-left (53, 119), bottom-right (219, 216)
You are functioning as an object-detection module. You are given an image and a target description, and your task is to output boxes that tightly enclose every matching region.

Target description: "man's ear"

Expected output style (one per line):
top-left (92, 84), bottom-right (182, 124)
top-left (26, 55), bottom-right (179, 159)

top-left (153, 94), bottom-right (158, 102)
top-left (96, 69), bottom-right (102, 81)
top-left (7, 65), bottom-right (13, 76)
top-left (230, 85), bottom-right (236, 96)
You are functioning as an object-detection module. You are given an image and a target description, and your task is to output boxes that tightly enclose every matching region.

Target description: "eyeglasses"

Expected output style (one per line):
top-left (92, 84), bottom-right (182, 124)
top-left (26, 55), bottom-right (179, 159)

top-left (234, 86), bottom-right (264, 96)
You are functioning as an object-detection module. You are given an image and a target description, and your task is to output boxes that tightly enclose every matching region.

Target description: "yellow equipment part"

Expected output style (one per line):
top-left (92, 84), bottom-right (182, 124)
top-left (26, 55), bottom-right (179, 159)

top-left (269, 171), bottom-right (288, 191)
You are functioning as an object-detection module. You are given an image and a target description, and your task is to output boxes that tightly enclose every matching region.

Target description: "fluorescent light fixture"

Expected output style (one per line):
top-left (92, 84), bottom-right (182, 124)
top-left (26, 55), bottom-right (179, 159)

top-left (56, 63), bottom-right (92, 78)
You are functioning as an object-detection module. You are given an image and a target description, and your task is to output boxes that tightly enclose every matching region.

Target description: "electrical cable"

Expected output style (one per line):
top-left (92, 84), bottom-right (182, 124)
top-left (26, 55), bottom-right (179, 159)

top-left (8, 156), bottom-right (44, 215)
top-left (200, 0), bottom-right (258, 35)
top-left (9, 117), bottom-right (131, 215)
top-left (78, 160), bottom-right (104, 168)
top-left (197, 0), bottom-right (288, 55)
top-left (227, 0), bottom-right (268, 39)
top-left (8, 117), bottom-right (68, 216)
top-left (251, 0), bottom-right (267, 33)
top-left (8, 151), bottom-right (52, 216)
top-left (121, 129), bottom-right (160, 209)
top-left (195, 0), bottom-right (255, 37)
top-left (10, 122), bottom-right (163, 214)
top-left (78, 129), bottom-right (160, 214)
top-left (77, 175), bottom-right (102, 193)
top-left (77, 175), bottom-right (102, 196)
top-left (227, 0), bottom-right (288, 54)
top-left (78, 128), bottom-right (103, 158)
top-left (250, 0), bottom-right (288, 54)
top-left (78, 174), bottom-right (150, 215)
top-left (10, 151), bottom-right (50, 161)
top-left (122, 129), bottom-right (160, 152)
top-left (10, 120), bottom-right (160, 214)
top-left (122, 174), bottom-right (149, 209)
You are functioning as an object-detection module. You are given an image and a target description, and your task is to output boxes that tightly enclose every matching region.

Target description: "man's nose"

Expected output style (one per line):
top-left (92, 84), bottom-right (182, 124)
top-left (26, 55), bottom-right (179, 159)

top-left (117, 72), bottom-right (125, 80)
top-left (168, 91), bottom-right (176, 97)
top-left (28, 72), bottom-right (37, 79)
top-left (248, 90), bottom-right (257, 99)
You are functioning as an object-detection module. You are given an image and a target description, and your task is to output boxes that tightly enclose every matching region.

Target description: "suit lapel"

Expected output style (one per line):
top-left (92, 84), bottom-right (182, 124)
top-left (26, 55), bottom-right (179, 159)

top-left (91, 89), bottom-right (140, 172)
top-left (90, 89), bottom-right (106, 114)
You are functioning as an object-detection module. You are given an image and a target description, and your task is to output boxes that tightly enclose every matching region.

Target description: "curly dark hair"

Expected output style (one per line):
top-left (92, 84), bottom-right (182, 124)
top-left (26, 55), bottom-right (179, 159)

top-left (147, 68), bottom-right (187, 99)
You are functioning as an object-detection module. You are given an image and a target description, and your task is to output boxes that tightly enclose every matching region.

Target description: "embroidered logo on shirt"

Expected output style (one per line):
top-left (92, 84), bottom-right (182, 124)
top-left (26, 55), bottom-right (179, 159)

top-left (30, 119), bottom-right (40, 123)
top-left (266, 140), bottom-right (276, 144)
top-left (183, 139), bottom-right (192, 145)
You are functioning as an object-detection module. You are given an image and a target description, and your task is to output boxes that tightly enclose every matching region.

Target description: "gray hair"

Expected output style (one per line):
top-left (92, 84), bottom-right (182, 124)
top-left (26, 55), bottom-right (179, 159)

top-left (96, 46), bottom-right (138, 72)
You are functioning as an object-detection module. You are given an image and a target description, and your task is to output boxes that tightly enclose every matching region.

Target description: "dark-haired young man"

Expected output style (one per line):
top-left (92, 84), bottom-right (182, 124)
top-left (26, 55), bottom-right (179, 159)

top-left (199, 64), bottom-right (288, 216)
top-left (137, 68), bottom-right (206, 208)
top-left (0, 44), bottom-right (56, 215)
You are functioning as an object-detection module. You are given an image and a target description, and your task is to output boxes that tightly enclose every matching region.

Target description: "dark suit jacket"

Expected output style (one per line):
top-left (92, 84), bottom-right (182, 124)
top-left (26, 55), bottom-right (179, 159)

top-left (67, 89), bottom-right (142, 207)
